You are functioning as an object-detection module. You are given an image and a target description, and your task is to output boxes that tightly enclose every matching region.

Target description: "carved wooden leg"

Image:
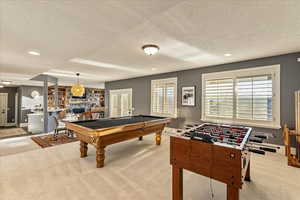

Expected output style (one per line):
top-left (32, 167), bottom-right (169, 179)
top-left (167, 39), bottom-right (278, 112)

top-left (96, 147), bottom-right (105, 168)
top-left (156, 132), bottom-right (162, 145)
top-left (227, 185), bottom-right (239, 200)
top-left (139, 136), bottom-right (143, 141)
top-left (297, 137), bottom-right (300, 162)
top-left (245, 160), bottom-right (251, 182)
top-left (80, 141), bottom-right (88, 158)
top-left (172, 166), bottom-right (183, 200)
top-left (285, 146), bottom-right (289, 156)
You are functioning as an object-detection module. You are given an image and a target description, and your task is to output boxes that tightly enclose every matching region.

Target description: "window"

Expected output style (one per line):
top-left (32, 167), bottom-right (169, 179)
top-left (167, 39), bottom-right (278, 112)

top-left (205, 79), bottom-right (233, 119)
top-left (151, 77), bottom-right (177, 118)
top-left (202, 65), bottom-right (280, 129)
top-left (236, 75), bottom-right (272, 121)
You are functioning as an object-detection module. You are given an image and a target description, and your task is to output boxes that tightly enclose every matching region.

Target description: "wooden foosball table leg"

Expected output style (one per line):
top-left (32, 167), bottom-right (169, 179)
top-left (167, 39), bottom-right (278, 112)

top-left (245, 160), bottom-right (251, 182)
top-left (80, 141), bottom-right (88, 158)
top-left (172, 166), bottom-right (183, 200)
top-left (227, 185), bottom-right (239, 200)
top-left (96, 147), bottom-right (105, 168)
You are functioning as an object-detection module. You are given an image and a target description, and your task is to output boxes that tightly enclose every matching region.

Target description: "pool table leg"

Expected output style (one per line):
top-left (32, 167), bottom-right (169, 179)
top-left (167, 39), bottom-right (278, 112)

top-left (156, 132), bottom-right (162, 145)
top-left (139, 136), bottom-right (143, 141)
top-left (80, 141), bottom-right (88, 158)
top-left (96, 146), bottom-right (105, 168)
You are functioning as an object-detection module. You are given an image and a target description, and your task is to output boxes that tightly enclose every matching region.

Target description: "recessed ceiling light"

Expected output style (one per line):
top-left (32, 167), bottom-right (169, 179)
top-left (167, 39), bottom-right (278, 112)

top-left (151, 68), bottom-right (157, 71)
top-left (28, 51), bottom-right (40, 56)
top-left (1, 81), bottom-right (11, 85)
top-left (142, 44), bottom-right (160, 56)
top-left (0, 85), bottom-right (3, 88)
top-left (224, 53), bottom-right (232, 57)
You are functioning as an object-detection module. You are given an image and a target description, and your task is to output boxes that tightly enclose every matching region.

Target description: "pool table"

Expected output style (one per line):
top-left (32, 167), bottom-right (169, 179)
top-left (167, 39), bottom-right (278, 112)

top-left (65, 115), bottom-right (170, 168)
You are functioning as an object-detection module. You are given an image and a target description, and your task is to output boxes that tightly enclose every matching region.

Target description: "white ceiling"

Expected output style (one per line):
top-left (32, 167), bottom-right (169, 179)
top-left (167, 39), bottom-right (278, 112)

top-left (1, 0), bottom-right (300, 87)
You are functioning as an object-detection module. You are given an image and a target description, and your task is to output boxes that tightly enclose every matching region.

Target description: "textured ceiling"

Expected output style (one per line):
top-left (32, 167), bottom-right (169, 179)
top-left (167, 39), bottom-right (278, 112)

top-left (1, 0), bottom-right (300, 86)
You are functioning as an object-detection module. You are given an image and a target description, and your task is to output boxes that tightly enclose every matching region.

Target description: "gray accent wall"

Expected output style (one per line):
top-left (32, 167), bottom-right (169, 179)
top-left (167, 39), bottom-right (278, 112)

top-left (105, 52), bottom-right (300, 144)
top-left (0, 87), bottom-right (18, 124)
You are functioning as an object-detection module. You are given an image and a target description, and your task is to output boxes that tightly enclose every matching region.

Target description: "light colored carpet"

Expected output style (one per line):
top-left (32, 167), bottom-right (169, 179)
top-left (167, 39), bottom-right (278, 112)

top-left (0, 134), bottom-right (299, 200)
top-left (0, 127), bottom-right (27, 139)
top-left (0, 136), bottom-right (40, 156)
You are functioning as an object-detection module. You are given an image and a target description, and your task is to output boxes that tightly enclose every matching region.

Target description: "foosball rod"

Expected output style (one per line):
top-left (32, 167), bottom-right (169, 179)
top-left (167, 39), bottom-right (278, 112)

top-left (248, 148), bottom-right (266, 155)
top-left (253, 135), bottom-right (268, 139)
top-left (247, 144), bottom-right (277, 153)
top-left (248, 142), bottom-right (281, 149)
top-left (253, 132), bottom-right (276, 138)
top-left (249, 137), bottom-right (264, 143)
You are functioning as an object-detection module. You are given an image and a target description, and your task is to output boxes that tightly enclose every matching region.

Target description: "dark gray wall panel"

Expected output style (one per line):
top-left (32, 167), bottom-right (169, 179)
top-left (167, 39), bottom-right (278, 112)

top-left (0, 87), bottom-right (18, 123)
top-left (105, 52), bottom-right (300, 144)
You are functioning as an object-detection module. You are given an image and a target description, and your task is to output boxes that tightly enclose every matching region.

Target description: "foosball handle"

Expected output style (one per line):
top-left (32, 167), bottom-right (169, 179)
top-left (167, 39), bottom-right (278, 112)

top-left (249, 149), bottom-right (266, 155)
top-left (259, 147), bottom-right (276, 153)
top-left (249, 138), bottom-right (263, 143)
top-left (254, 135), bottom-right (268, 139)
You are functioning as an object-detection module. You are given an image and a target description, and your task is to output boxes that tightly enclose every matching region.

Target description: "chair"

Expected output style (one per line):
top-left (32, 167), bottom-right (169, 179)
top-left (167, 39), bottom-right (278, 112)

top-left (282, 124), bottom-right (300, 168)
top-left (92, 112), bottom-right (100, 120)
top-left (283, 124), bottom-right (291, 157)
top-left (53, 116), bottom-right (67, 140)
top-left (83, 112), bottom-right (93, 120)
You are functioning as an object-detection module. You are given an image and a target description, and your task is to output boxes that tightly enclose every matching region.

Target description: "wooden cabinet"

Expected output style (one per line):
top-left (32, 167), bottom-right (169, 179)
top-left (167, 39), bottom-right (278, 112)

top-left (48, 86), bottom-right (70, 108)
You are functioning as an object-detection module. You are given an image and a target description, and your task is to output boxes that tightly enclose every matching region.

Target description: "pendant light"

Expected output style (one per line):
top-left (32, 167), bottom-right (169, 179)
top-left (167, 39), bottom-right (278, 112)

top-left (71, 73), bottom-right (85, 96)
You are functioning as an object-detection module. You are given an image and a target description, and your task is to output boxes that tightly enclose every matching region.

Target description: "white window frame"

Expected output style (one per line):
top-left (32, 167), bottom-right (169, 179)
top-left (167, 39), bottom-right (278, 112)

top-left (201, 65), bottom-right (280, 129)
top-left (151, 77), bottom-right (177, 118)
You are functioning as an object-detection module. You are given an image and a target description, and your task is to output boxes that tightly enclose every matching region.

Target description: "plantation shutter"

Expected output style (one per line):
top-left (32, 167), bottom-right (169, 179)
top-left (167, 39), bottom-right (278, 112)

top-left (109, 88), bottom-right (132, 117)
top-left (110, 93), bottom-right (120, 117)
top-left (236, 75), bottom-right (273, 121)
top-left (204, 79), bottom-right (234, 118)
top-left (151, 78), bottom-right (177, 117)
top-left (121, 93), bottom-right (130, 116)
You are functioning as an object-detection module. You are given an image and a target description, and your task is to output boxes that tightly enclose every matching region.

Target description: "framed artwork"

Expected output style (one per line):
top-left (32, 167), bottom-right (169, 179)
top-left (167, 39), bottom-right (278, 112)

top-left (182, 86), bottom-right (195, 106)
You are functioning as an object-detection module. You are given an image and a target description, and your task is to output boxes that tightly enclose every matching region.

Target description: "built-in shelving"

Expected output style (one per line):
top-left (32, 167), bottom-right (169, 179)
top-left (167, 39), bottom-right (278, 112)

top-left (47, 86), bottom-right (105, 114)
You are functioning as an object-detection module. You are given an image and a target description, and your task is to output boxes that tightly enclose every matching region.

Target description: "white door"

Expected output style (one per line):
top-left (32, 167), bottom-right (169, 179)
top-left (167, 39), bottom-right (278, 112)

top-left (0, 93), bottom-right (8, 126)
top-left (110, 92), bottom-right (121, 117)
top-left (109, 89), bottom-right (132, 117)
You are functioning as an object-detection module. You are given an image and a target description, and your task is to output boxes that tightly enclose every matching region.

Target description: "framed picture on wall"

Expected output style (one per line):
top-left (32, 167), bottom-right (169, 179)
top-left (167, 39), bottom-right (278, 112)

top-left (182, 86), bottom-right (195, 106)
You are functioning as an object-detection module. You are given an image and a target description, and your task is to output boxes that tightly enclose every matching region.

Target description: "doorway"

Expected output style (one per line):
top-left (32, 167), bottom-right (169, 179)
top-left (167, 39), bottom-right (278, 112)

top-left (109, 88), bottom-right (133, 117)
top-left (0, 93), bottom-right (8, 126)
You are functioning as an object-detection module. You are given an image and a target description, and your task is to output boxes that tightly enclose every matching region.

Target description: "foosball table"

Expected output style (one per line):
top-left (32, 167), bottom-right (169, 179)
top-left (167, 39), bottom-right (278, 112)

top-left (170, 123), bottom-right (278, 200)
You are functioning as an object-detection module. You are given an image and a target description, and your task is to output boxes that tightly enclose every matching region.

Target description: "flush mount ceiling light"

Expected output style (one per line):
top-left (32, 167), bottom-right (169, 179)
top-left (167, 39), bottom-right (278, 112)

top-left (224, 53), bottom-right (232, 57)
top-left (142, 44), bottom-right (160, 56)
top-left (71, 73), bottom-right (85, 97)
top-left (28, 51), bottom-right (40, 56)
